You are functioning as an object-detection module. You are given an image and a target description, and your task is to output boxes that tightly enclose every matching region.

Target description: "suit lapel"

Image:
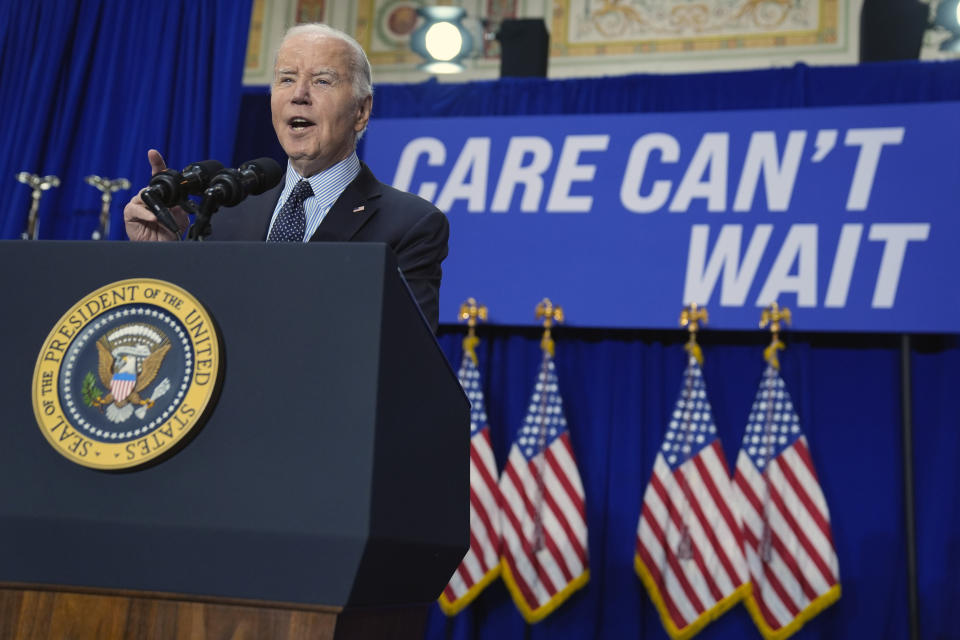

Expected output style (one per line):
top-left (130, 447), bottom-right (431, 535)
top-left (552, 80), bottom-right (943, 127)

top-left (310, 163), bottom-right (382, 242)
top-left (252, 182), bottom-right (284, 240)
top-left (206, 181), bottom-right (282, 241)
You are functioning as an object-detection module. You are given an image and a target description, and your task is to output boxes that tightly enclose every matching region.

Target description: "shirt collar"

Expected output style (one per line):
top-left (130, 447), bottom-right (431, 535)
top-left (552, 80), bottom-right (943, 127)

top-left (282, 153), bottom-right (361, 210)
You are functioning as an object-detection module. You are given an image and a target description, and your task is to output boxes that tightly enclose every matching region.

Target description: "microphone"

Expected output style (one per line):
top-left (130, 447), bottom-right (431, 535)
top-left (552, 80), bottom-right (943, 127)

top-left (141, 159), bottom-right (224, 238)
top-left (145, 159), bottom-right (224, 205)
top-left (188, 158), bottom-right (283, 240)
top-left (203, 157), bottom-right (283, 207)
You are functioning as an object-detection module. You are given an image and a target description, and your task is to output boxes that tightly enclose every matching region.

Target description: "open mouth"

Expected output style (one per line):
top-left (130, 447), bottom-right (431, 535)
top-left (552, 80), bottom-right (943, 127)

top-left (289, 117), bottom-right (315, 130)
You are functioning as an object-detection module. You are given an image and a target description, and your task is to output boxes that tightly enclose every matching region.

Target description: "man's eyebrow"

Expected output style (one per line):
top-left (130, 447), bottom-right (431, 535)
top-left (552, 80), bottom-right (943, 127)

top-left (274, 68), bottom-right (339, 80)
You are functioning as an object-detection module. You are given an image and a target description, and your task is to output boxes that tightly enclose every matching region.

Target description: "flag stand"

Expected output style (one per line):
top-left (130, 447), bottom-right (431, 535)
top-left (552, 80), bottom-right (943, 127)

top-left (900, 334), bottom-right (921, 640)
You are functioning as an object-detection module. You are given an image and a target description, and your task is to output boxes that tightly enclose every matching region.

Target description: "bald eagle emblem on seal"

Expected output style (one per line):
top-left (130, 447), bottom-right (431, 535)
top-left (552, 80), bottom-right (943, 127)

top-left (87, 323), bottom-right (172, 423)
top-left (32, 278), bottom-right (221, 470)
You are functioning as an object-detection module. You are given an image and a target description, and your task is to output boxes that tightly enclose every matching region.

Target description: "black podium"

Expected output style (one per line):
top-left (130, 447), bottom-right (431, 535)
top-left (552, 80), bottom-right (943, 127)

top-left (0, 241), bottom-right (469, 639)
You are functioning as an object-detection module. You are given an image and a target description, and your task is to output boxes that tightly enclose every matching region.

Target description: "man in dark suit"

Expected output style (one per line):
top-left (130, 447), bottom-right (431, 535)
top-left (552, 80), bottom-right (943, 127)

top-left (123, 23), bottom-right (448, 332)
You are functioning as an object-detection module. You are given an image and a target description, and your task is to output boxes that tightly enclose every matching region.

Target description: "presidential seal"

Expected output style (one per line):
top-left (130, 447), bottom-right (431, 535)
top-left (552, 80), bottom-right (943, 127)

top-left (31, 278), bottom-right (220, 470)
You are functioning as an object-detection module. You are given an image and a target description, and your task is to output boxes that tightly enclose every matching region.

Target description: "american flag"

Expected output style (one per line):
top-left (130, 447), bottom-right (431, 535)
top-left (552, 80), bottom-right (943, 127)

top-left (438, 349), bottom-right (502, 615)
top-left (635, 356), bottom-right (749, 639)
top-left (499, 352), bottom-right (588, 623)
top-left (732, 364), bottom-right (840, 639)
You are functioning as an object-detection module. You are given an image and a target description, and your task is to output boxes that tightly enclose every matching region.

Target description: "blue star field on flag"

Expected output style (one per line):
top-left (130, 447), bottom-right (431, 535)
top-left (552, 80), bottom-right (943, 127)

top-left (741, 368), bottom-right (803, 471)
top-left (461, 355), bottom-right (488, 437)
top-left (660, 361), bottom-right (720, 471)
top-left (517, 358), bottom-right (567, 460)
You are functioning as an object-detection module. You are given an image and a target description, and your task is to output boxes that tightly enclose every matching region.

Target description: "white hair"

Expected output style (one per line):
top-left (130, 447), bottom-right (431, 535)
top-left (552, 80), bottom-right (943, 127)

top-left (274, 23), bottom-right (373, 102)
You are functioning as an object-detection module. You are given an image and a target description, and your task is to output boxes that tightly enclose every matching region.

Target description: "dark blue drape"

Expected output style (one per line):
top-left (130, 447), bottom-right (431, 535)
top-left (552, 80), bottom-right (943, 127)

top-left (371, 61), bottom-right (960, 117)
top-left (334, 62), bottom-right (957, 640)
top-left (0, 0), bottom-right (250, 241)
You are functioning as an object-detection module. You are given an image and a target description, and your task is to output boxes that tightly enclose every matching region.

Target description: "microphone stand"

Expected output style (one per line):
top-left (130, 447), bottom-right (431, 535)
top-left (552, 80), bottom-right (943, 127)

top-left (185, 159), bottom-right (283, 240)
top-left (85, 175), bottom-right (130, 240)
top-left (187, 189), bottom-right (225, 241)
top-left (15, 172), bottom-right (60, 240)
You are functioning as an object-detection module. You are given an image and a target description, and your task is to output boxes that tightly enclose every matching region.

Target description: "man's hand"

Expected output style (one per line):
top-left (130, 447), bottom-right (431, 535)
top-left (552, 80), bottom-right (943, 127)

top-left (123, 149), bottom-right (190, 241)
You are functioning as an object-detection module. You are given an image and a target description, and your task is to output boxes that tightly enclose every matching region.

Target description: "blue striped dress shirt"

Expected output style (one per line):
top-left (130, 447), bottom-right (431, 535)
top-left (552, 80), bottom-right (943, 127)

top-left (265, 152), bottom-right (361, 241)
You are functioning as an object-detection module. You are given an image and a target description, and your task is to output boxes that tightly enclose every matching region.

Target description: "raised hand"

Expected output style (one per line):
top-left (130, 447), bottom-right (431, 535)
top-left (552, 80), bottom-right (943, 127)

top-left (123, 149), bottom-right (190, 241)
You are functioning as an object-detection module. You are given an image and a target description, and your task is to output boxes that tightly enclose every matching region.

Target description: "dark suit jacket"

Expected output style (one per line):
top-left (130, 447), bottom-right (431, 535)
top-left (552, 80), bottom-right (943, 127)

top-left (207, 162), bottom-right (449, 332)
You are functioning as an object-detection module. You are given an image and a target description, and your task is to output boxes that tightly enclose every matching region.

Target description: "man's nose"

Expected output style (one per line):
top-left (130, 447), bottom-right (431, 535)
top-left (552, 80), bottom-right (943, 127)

top-left (292, 77), bottom-right (311, 103)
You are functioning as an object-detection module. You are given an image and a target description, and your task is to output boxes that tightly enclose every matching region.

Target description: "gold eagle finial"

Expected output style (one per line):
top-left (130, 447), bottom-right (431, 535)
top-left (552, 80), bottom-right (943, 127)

top-left (680, 303), bottom-right (708, 365)
top-left (458, 298), bottom-right (488, 364)
top-left (760, 302), bottom-right (792, 370)
top-left (535, 298), bottom-right (564, 357)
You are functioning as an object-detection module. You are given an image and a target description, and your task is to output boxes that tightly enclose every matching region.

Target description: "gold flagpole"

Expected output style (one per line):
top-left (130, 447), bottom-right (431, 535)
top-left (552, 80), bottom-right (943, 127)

top-left (530, 298), bottom-right (563, 552)
top-left (674, 303), bottom-right (708, 559)
top-left (757, 301), bottom-right (792, 564)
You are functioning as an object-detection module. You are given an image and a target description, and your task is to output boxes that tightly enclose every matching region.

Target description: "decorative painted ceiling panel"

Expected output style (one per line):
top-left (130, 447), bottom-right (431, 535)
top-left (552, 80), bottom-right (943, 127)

top-left (557, 0), bottom-right (836, 55)
top-left (244, 0), bottom-right (854, 84)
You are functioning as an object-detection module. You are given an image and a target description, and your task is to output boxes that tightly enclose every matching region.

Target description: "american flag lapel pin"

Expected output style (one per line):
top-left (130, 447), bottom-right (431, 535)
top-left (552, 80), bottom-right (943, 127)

top-left (353, 205), bottom-right (365, 213)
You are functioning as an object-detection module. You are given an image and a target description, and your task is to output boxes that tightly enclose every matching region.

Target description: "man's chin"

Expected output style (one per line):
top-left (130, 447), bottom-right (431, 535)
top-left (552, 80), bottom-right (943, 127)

top-left (280, 140), bottom-right (314, 158)
top-left (281, 146), bottom-right (317, 166)
top-left (286, 154), bottom-right (327, 178)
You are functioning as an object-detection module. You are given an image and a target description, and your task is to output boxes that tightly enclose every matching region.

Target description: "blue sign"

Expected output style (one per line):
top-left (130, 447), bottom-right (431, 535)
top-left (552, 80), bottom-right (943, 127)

top-left (362, 103), bottom-right (960, 332)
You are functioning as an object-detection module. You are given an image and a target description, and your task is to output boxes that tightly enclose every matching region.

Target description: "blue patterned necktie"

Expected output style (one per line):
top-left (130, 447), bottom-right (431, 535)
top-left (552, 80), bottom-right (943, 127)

top-left (268, 179), bottom-right (313, 242)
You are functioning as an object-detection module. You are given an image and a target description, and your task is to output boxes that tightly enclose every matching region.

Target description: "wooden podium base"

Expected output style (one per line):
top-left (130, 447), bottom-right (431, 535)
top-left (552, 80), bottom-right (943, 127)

top-left (0, 586), bottom-right (429, 640)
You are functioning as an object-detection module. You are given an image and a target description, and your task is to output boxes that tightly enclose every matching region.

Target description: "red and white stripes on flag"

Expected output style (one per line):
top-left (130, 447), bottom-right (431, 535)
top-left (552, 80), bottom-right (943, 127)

top-left (635, 356), bottom-right (750, 639)
top-left (110, 374), bottom-right (136, 403)
top-left (499, 352), bottom-right (588, 623)
top-left (438, 350), bottom-right (503, 615)
top-left (732, 364), bottom-right (840, 640)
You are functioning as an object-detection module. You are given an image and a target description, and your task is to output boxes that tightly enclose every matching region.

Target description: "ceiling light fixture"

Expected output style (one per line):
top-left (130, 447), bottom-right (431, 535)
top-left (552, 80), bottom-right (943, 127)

top-left (410, 6), bottom-right (474, 74)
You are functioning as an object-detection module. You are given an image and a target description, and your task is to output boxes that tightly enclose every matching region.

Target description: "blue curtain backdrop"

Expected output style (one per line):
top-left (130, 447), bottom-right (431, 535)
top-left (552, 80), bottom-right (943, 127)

top-left (0, 0), bottom-right (251, 241)
top-left (327, 61), bottom-right (957, 640)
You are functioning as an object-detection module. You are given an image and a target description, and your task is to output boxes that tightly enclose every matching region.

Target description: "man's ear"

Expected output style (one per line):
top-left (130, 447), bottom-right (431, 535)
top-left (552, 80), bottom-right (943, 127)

top-left (355, 95), bottom-right (373, 132)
